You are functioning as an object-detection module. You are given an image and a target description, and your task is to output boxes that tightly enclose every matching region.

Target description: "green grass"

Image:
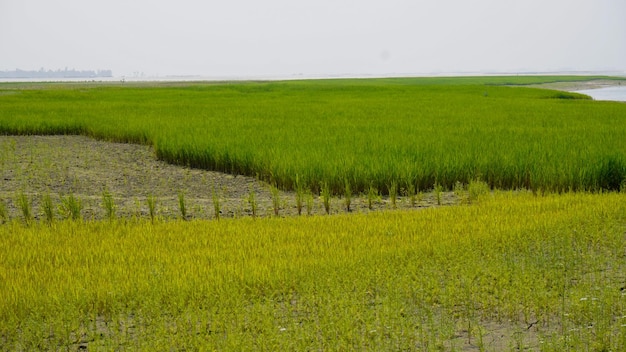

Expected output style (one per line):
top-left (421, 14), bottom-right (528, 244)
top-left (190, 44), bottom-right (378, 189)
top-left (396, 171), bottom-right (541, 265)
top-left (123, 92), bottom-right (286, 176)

top-left (1, 76), bottom-right (625, 195)
top-left (101, 188), bottom-right (116, 221)
top-left (16, 191), bottom-right (33, 224)
top-left (59, 193), bottom-right (82, 221)
top-left (0, 192), bottom-right (624, 350)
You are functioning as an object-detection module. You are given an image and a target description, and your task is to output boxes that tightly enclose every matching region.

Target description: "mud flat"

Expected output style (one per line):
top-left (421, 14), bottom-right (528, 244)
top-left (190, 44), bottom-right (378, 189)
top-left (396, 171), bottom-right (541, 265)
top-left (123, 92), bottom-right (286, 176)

top-left (0, 135), bottom-right (454, 221)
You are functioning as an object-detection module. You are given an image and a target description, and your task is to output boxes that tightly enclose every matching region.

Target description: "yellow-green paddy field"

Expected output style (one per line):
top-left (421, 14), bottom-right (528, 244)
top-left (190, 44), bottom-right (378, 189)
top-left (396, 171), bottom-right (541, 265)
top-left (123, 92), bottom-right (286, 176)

top-left (1, 76), bottom-right (625, 351)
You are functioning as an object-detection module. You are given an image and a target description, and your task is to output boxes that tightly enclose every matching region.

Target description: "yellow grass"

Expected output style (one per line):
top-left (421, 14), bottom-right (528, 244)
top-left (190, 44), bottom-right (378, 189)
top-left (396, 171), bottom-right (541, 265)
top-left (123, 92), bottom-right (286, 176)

top-left (0, 191), bottom-right (624, 350)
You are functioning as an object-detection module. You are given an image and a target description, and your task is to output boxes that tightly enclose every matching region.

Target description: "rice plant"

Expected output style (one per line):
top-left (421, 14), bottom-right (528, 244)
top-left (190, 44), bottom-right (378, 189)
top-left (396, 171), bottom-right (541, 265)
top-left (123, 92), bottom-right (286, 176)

top-left (177, 190), bottom-right (187, 220)
top-left (321, 181), bottom-right (331, 214)
top-left (453, 181), bottom-right (467, 205)
top-left (406, 179), bottom-right (418, 207)
top-left (132, 197), bottom-right (142, 219)
top-left (2, 76), bottom-right (624, 195)
top-left (0, 199), bottom-right (7, 224)
top-left (270, 184), bottom-right (281, 216)
top-left (468, 179), bottom-right (490, 203)
top-left (597, 156), bottom-right (625, 191)
top-left (41, 193), bottom-right (54, 224)
top-left (305, 190), bottom-right (314, 215)
top-left (147, 194), bottom-right (157, 223)
top-left (388, 181), bottom-right (398, 208)
top-left (211, 185), bottom-right (221, 220)
top-left (247, 186), bottom-right (257, 218)
top-left (102, 188), bottom-right (116, 221)
top-left (16, 191), bottom-right (33, 224)
top-left (367, 183), bottom-right (378, 210)
top-left (295, 175), bottom-right (304, 215)
top-left (343, 178), bottom-right (352, 212)
top-left (434, 183), bottom-right (443, 205)
top-left (60, 193), bottom-right (82, 221)
top-left (0, 192), bottom-right (623, 351)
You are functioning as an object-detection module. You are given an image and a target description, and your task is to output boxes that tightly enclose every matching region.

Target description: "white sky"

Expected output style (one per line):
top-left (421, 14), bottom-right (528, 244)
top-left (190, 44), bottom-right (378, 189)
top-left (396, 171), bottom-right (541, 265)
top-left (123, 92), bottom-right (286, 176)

top-left (1, 0), bottom-right (625, 78)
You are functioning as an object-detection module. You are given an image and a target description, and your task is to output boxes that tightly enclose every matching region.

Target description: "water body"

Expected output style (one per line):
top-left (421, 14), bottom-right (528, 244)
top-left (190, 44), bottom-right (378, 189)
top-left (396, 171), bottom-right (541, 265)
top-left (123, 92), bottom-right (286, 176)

top-left (576, 86), bottom-right (626, 102)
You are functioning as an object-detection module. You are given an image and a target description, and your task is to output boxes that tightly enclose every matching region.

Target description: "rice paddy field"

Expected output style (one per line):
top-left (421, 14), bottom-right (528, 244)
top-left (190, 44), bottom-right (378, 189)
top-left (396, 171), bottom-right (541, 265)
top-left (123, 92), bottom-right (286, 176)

top-left (1, 76), bottom-right (625, 351)
top-left (1, 76), bottom-right (625, 194)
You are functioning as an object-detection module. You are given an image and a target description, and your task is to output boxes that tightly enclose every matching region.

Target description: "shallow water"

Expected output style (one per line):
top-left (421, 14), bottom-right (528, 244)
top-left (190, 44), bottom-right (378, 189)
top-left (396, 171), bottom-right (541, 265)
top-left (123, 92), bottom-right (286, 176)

top-left (576, 86), bottom-right (626, 102)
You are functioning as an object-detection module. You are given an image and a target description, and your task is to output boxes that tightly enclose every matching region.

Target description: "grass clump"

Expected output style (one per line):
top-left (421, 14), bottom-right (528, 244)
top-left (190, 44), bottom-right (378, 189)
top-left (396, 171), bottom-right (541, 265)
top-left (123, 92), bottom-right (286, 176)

top-left (453, 181), bottom-right (467, 204)
top-left (468, 178), bottom-right (490, 203)
top-left (16, 191), bottom-right (33, 225)
top-left (0, 199), bottom-right (8, 224)
top-left (343, 178), bottom-right (352, 212)
top-left (388, 180), bottom-right (398, 208)
top-left (270, 184), bottom-right (281, 216)
top-left (406, 179), bottom-right (418, 207)
top-left (305, 190), bottom-right (314, 215)
top-left (295, 175), bottom-right (305, 215)
top-left (41, 193), bottom-right (54, 224)
top-left (321, 181), bottom-right (331, 214)
top-left (247, 186), bottom-right (257, 218)
top-left (434, 183), bottom-right (443, 205)
top-left (102, 188), bottom-right (116, 221)
top-left (597, 156), bottom-right (625, 191)
top-left (177, 191), bottom-right (187, 220)
top-left (60, 193), bottom-right (82, 221)
top-left (367, 183), bottom-right (378, 210)
top-left (147, 194), bottom-right (157, 223)
top-left (211, 185), bottom-right (221, 220)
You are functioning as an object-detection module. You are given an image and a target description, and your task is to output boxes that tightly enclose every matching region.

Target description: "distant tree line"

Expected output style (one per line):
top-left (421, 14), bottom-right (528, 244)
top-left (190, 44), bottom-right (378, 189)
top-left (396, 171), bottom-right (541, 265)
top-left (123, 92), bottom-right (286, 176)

top-left (0, 68), bottom-right (113, 78)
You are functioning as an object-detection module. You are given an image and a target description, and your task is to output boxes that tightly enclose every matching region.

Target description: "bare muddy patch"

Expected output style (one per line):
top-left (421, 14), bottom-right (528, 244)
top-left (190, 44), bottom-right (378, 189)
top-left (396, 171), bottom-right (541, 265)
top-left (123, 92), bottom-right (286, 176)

top-left (0, 135), bottom-right (456, 221)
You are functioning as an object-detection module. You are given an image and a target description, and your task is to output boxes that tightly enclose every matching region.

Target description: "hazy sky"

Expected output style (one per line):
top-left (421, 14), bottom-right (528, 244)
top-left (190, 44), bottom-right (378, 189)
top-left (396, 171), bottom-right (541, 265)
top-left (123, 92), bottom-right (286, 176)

top-left (2, 0), bottom-right (625, 78)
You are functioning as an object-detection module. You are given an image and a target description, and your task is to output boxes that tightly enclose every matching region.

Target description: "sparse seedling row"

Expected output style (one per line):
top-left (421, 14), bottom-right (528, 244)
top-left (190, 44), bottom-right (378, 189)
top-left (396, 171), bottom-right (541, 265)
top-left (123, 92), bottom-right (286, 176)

top-left (0, 179), bottom-right (527, 224)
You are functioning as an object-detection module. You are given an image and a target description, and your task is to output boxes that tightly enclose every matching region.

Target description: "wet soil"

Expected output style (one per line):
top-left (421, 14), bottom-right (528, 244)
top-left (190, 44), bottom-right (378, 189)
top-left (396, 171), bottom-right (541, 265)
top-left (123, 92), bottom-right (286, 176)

top-left (0, 135), bottom-right (456, 221)
top-left (526, 78), bottom-right (626, 92)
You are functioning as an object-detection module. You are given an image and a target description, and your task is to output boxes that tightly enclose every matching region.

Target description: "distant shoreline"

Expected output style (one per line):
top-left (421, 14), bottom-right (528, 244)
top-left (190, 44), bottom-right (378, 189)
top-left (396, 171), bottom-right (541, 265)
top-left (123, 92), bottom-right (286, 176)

top-left (528, 79), bottom-right (626, 92)
top-left (0, 69), bottom-right (112, 80)
top-left (1, 71), bottom-right (624, 84)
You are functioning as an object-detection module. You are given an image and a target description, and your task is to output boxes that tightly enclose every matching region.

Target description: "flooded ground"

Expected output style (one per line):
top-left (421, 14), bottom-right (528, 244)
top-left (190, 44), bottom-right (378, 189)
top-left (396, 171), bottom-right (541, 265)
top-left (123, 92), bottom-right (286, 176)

top-left (575, 85), bottom-right (626, 102)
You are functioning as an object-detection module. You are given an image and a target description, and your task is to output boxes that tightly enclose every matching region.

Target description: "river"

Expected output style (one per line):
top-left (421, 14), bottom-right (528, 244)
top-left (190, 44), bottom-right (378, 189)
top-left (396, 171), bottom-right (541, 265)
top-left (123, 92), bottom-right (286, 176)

top-left (575, 86), bottom-right (626, 102)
